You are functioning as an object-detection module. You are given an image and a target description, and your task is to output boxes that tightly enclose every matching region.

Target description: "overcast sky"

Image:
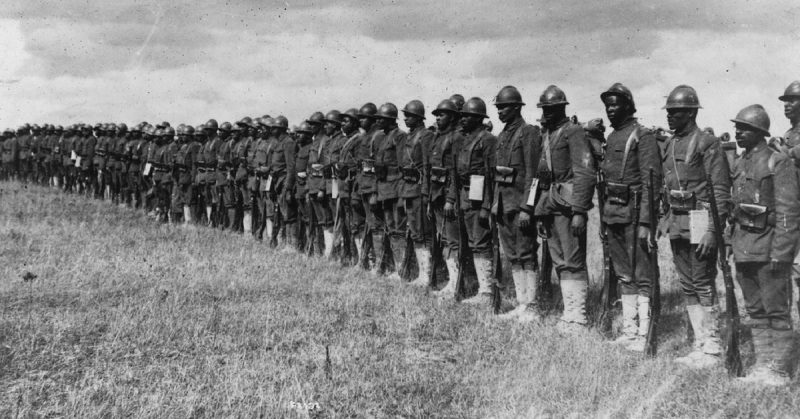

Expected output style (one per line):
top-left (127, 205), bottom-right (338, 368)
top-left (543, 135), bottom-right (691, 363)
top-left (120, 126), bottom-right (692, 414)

top-left (2, 0), bottom-right (799, 135)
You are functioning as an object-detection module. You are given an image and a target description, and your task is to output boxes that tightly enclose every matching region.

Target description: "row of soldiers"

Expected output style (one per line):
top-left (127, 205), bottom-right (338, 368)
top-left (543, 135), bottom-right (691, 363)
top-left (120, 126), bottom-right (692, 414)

top-left (3, 81), bottom-right (800, 386)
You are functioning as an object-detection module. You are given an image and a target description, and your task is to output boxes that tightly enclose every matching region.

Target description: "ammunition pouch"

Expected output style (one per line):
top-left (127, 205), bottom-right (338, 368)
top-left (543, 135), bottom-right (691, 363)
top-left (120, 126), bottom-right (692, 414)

top-left (256, 166), bottom-right (270, 179)
top-left (605, 181), bottom-right (631, 206)
top-left (430, 166), bottom-right (448, 184)
top-left (734, 203), bottom-right (771, 231)
top-left (537, 170), bottom-right (553, 190)
top-left (361, 159), bottom-right (376, 176)
top-left (494, 166), bottom-right (515, 185)
top-left (402, 167), bottom-right (421, 184)
top-left (310, 163), bottom-right (326, 178)
top-left (668, 189), bottom-right (696, 213)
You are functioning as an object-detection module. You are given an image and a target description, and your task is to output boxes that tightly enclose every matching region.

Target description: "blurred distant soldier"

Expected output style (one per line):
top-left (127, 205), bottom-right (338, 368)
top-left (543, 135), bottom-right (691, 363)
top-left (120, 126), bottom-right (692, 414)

top-left (142, 125), bottom-right (159, 211)
top-left (429, 99), bottom-right (462, 298)
top-left (292, 122), bottom-right (314, 251)
top-left (598, 83), bottom-right (663, 348)
top-left (452, 97), bottom-right (496, 304)
top-left (2, 129), bottom-right (18, 180)
top-left (450, 94), bottom-right (465, 132)
top-left (777, 81), bottom-right (800, 317)
top-left (217, 123), bottom-right (240, 229)
top-left (661, 85), bottom-right (731, 368)
top-left (152, 127), bottom-right (175, 222)
top-left (17, 125), bottom-right (31, 183)
top-left (79, 125), bottom-right (96, 196)
top-left (400, 100), bottom-right (434, 285)
top-left (200, 120), bottom-right (225, 226)
top-left (175, 125), bottom-right (201, 224)
top-left (729, 104), bottom-right (799, 386)
top-left (268, 116), bottom-right (295, 246)
top-left (93, 123), bottom-right (111, 199)
top-left (373, 103), bottom-right (408, 276)
top-left (355, 103), bottom-right (383, 268)
top-left (109, 124), bottom-right (128, 205)
top-left (234, 117), bottom-right (256, 234)
top-left (251, 117), bottom-right (273, 240)
top-left (309, 111), bottom-right (344, 257)
top-left (30, 124), bottom-right (44, 184)
top-left (335, 108), bottom-right (366, 261)
top-left (125, 125), bottom-right (145, 207)
top-left (489, 86), bottom-right (541, 319)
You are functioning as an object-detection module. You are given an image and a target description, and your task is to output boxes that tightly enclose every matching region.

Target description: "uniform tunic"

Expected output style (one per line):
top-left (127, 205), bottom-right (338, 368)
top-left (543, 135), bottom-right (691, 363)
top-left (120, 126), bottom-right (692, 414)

top-left (398, 126), bottom-right (432, 244)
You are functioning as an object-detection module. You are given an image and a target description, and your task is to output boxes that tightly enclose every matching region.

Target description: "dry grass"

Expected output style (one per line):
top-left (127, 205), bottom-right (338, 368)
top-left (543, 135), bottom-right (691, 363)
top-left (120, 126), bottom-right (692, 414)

top-left (1, 181), bottom-right (799, 418)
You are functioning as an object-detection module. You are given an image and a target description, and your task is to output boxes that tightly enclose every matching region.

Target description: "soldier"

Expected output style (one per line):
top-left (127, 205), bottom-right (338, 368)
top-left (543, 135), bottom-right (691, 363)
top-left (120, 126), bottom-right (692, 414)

top-left (78, 124), bottom-right (96, 196)
top-left (308, 111), bottom-right (344, 257)
top-left (174, 125), bottom-right (201, 224)
top-left (93, 124), bottom-right (110, 199)
top-left (598, 83), bottom-right (663, 348)
top-left (108, 124), bottom-right (128, 205)
top-left (251, 117), bottom-right (273, 240)
top-left (218, 123), bottom-right (240, 229)
top-left (293, 122), bottom-right (314, 251)
top-left (334, 109), bottom-right (366, 261)
top-left (152, 127), bottom-right (175, 222)
top-left (429, 99), bottom-right (463, 298)
top-left (660, 85), bottom-right (731, 368)
top-left (373, 103), bottom-right (408, 276)
top-left (125, 125), bottom-right (145, 207)
top-left (729, 104), bottom-right (799, 385)
top-left (31, 124), bottom-right (44, 185)
top-left (268, 116), bottom-right (296, 247)
top-left (489, 86), bottom-right (541, 320)
top-left (200, 120), bottom-right (226, 226)
top-left (400, 100), bottom-right (435, 285)
top-left (451, 97), bottom-right (497, 304)
top-left (142, 125), bottom-right (159, 212)
top-left (777, 81), bottom-right (800, 317)
top-left (17, 125), bottom-right (31, 183)
top-left (234, 117), bottom-right (256, 235)
top-left (355, 103), bottom-right (384, 268)
top-left (2, 129), bottom-right (18, 180)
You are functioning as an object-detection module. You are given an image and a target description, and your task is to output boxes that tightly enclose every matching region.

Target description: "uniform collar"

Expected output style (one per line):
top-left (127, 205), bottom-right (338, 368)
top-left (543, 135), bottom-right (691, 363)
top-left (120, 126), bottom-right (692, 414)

top-left (612, 117), bottom-right (637, 131)
top-left (744, 140), bottom-right (768, 159)
top-left (502, 116), bottom-right (525, 132)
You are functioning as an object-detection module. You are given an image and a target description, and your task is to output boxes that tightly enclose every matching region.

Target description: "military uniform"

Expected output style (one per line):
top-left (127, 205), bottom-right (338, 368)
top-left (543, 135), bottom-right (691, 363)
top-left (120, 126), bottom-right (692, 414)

top-left (174, 131), bottom-right (201, 223)
top-left (2, 132), bottom-right (18, 180)
top-left (399, 124), bottom-right (433, 246)
top-left (271, 130), bottom-right (297, 245)
top-left (217, 132), bottom-right (237, 229)
top-left (17, 130), bottom-right (31, 182)
top-left (234, 130), bottom-right (254, 233)
top-left (293, 130), bottom-right (313, 251)
top-left (198, 130), bottom-right (223, 225)
top-left (336, 129), bottom-right (366, 243)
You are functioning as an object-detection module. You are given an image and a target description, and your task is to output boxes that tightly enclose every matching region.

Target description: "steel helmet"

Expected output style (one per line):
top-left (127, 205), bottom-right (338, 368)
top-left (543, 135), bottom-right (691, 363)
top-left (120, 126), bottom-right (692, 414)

top-left (600, 82), bottom-right (636, 113)
top-left (663, 85), bottom-right (702, 109)
top-left (449, 94), bottom-right (465, 111)
top-left (342, 108), bottom-right (359, 122)
top-left (184, 125), bottom-right (195, 136)
top-left (357, 103), bottom-right (378, 118)
top-left (164, 126), bottom-right (176, 137)
top-left (259, 117), bottom-right (274, 128)
top-left (494, 85), bottom-right (525, 107)
top-left (461, 97), bottom-right (488, 118)
top-left (432, 99), bottom-right (459, 116)
top-left (402, 100), bottom-right (426, 119)
top-left (779, 81), bottom-right (800, 101)
top-left (324, 110), bottom-right (343, 125)
top-left (237, 116), bottom-right (254, 128)
top-left (55, 125), bottom-right (64, 132)
top-left (295, 121), bottom-right (314, 134)
top-left (194, 125), bottom-right (205, 135)
top-left (176, 123), bottom-right (187, 134)
top-left (731, 104), bottom-right (770, 136)
top-left (231, 123), bottom-right (243, 132)
top-left (205, 119), bottom-right (219, 130)
top-left (376, 103), bottom-right (398, 119)
top-left (218, 122), bottom-right (232, 132)
top-left (273, 115), bottom-right (289, 129)
top-left (537, 85), bottom-right (569, 108)
top-left (306, 112), bottom-right (325, 126)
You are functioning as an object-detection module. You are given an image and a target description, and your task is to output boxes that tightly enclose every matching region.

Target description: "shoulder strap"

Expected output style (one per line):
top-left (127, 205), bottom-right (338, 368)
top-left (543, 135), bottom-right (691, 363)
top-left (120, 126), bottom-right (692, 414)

top-left (618, 124), bottom-right (640, 180)
top-left (542, 123), bottom-right (567, 171)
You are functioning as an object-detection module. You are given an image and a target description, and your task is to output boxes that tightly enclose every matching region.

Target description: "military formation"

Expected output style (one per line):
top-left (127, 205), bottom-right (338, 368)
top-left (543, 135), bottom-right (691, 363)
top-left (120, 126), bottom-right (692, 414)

top-left (3, 81), bottom-right (800, 386)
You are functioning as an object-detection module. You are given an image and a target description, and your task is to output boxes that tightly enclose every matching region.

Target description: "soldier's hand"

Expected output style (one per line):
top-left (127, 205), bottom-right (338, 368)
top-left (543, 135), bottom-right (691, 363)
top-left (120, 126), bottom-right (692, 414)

top-left (444, 201), bottom-right (455, 219)
top-left (518, 211), bottom-right (531, 230)
top-left (478, 208), bottom-right (490, 228)
top-left (637, 225), bottom-right (653, 252)
top-left (317, 190), bottom-right (324, 200)
top-left (570, 213), bottom-right (587, 236)
top-left (656, 217), bottom-right (669, 239)
top-left (536, 220), bottom-right (549, 239)
top-left (695, 232), bottom-right (716, 260)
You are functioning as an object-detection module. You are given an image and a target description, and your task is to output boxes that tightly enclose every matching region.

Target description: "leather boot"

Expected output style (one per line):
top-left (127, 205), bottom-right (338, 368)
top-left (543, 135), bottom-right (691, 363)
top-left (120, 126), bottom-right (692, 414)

top-left (611, 294), bottom-right (638, 345)
top-left (626, 296), bottom-right (650, 352)
top-left (433, 258), bottom-right (459, 300)
top-left (675, 305), bottom-right (719, 368)
top-left (410, 247), bottom-right (431, 287)
top-left (462, 257), bottom-right (493, 305)
top-left (738, 327), bottom-right (791, 386)
top-left (498, 266), bottom-right (528, 320)
top-left (702, 306), bottom-right (722, 356)
top-left (557, 276), bottom-right (588, 333)
top-left (518, 269), bottom-right (543, 323)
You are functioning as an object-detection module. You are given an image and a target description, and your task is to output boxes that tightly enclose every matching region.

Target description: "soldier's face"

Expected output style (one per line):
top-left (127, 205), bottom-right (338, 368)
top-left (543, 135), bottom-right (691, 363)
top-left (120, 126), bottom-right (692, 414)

top-left (377, 117), bottom-right (393, 131)
top-left (403, 113), bottom-right (422, 130)
top-left (496, 104), bottom-right (520, 123)
top-left (460, 114), bottom-right (483, 133)
top-left (541, 105), bottom-right (566, 127)
top-left (604, 96), bottom-right (631, 126)
top-left (435, 112), bottom-right (454, 130)
top-left (324, 121), bottom-right (337, 136)
top-left (359, 116), bottom-right (373, 131)
top-left (342, 117), bottom-right (358, 134)
top-left (666, 108), bottom-right (694, 132)
top-left (783, 98), bottom-right (800, 121)
top-left (734, 123), bottom-right (764, 150)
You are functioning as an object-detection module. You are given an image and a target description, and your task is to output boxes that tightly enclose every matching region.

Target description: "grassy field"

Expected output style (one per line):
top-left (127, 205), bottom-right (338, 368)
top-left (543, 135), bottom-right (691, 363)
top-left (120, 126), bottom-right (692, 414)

top-left (1, 181), bottom-right (799, 418)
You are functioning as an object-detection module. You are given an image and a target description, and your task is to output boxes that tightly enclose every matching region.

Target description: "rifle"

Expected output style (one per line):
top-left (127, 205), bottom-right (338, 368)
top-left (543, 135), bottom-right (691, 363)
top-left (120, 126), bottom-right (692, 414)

top-left (645, 169), bottom-right (661, 357)
top-left (539, 235), bottom-right (554, 310)
top-left (706, 172), bottom-right (743, 377)
top-left (270, 200), bottom-right (281, 248)
top-left (359, 224), bottom-right (374, 270)
top-left (452, 152), bottom-right (470, 301)
top-left (596, 170), bottom-right (618, 336)
top-left (399, 228), bottom-right (416, 281)
top-left (379, 226), bottom-right (396, 276)
top-left (306, 197), bottom-right (318, 256)
top-left (490, 193), bottom-right (503, 314)
top-left (338, 197), bottom-right (356, 267)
